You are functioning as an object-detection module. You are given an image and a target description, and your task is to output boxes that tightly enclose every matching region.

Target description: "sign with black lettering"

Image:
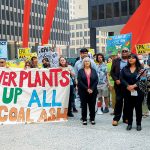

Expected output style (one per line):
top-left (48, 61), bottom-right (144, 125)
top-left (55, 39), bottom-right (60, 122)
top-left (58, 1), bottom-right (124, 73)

top-left (136, 43), bottom-right (150, 54)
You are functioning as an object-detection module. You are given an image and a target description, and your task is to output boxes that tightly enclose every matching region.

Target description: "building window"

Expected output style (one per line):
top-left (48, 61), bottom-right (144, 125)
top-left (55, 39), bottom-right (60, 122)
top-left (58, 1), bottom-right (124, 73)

top-left (106, 3), bottom-right (112, 18)
top-left (129, 0), bottom-right (136, 15)
top-left (121, 0), bottom-right (127, 16)
top-left (99, 5), bottom-right (104, 19)
top-left (72, 32), bottom-right (75, 38)
top-left (76, 32), bottom-right (79, 37)
top-left (3, 25), bottom-right (6, 34)
top-left (84, 23), bottom-right (88, 29)
top-left (114, 2), bottom-right (119, 17)
top-left (71, 40), bottom-right (75, 45)
top-left (80, 32), bottom-right (83, 37)
top-left (80, 39), bottom-right (83, 45)
top-left (84, 39), bottom-right (87, 45)
top-left (84, 31), bottom-right (87, 36)
top-left (96, 38), bottom-right (99, 44)
top-left (7, 25), bottom-right (10, 35)
top-left (76, 40), bottom-right (79, 45)
top-left (76, 24), bottom-right (82, 29)
top-left (92, 6), bottom-right (97, 20)
top-left (96, 30), bottom-right (99, 35)
top-left (102, 47), bottom-right (105, 53)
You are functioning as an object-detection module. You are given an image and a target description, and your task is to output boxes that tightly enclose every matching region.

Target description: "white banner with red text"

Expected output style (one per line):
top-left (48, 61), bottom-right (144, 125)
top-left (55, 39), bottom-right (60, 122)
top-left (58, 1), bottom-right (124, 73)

top-left (0, 68), bottom-right (70, 124)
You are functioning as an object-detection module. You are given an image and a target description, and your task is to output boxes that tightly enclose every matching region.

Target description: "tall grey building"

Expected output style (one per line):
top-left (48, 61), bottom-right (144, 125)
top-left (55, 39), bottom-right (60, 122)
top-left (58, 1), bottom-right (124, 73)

top-left (0, 0), bottom-right (69, 59)
top-left (88, 0), bottom-right (140, 52)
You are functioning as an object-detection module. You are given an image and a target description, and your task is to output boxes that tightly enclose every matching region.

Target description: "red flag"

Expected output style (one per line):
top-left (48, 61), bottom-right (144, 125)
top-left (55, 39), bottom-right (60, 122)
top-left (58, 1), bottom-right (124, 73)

top-left (22, 0), bottom-right (32, 48)
top-left (41, 0), bottom-right (58, 45)
top-left (120, 0), bottom-right (150, 53)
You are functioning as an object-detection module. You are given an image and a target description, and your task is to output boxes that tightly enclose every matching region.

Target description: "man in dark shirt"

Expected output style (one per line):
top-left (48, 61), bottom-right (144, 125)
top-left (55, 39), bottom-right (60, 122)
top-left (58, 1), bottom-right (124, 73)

top-left (110, 48), bottom-right (129, 126)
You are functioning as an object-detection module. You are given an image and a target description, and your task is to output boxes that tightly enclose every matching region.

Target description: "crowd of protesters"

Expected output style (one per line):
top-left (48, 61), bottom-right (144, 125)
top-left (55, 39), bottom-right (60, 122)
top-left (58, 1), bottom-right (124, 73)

top-left (0, 49), bottom-right (150, 131)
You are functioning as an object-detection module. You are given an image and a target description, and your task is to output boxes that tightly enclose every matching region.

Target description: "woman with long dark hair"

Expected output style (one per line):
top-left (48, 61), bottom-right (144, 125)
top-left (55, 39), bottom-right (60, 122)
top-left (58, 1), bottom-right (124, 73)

top-left (59, 56), bottom-right (76, 117)
top-left (120, 53), bottom-right (144, 131)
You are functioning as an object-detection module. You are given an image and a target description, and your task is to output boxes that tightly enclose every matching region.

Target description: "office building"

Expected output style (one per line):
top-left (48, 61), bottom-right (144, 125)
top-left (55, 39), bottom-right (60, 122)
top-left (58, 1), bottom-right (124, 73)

top-left (0, 0), bottom-right (70, 59)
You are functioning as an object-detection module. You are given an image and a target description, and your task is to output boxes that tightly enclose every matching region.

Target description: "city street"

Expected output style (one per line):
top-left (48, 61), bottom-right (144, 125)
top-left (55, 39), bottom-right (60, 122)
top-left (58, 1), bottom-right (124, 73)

top-left (0, 106), bottom-right (150, 150)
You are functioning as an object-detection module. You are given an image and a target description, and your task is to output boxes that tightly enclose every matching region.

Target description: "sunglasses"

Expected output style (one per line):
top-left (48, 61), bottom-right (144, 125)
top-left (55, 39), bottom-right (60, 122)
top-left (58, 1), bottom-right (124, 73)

top-left (0, 61), bottom-right (5, 63)
top-left (122, 50), bottom-right (128, 53)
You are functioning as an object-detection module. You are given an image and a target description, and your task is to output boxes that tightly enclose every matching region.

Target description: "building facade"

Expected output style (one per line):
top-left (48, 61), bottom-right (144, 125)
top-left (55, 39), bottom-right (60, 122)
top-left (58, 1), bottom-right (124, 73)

top-left (69, 0), bottom-right (88, 20)
top-left (88, 0), bottom-right (140, 52)
top-left (0, 0), bottom-right (69, 59)
top-left (70, 18), bottom-right (108, 58)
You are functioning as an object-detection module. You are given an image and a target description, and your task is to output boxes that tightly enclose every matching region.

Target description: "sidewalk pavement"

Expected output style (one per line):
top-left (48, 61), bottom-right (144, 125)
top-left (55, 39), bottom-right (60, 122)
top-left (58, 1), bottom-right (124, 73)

top-left (0, 106), bottom-right (150, 150)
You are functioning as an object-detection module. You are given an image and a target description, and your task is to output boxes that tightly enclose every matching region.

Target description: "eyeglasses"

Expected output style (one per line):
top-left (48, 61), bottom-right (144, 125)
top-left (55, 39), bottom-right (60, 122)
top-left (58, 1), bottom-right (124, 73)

top-left (0, 61), bottom-right (4, 64)
top-left (122, 50), bottom-right (128, 53)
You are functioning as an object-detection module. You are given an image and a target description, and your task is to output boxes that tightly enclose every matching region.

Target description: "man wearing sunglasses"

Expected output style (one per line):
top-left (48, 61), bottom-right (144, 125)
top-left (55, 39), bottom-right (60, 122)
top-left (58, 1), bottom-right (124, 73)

top-left (0, 58), bottom-right (6, 67)
top-left (110, 47), bottom-right (129, 126)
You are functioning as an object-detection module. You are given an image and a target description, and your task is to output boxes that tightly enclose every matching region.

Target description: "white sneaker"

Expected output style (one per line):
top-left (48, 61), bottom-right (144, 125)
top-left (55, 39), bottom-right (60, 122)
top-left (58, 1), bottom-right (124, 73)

top-left (97, 109), bottom-right (103, 115)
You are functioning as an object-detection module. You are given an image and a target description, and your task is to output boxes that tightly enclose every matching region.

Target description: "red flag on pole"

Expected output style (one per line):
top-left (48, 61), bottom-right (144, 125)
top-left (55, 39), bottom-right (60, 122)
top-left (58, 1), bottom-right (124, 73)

top-left (41, 0), bottom-right (58, 45)
top-left (22, 0), bottom-right (32, 48)
top-left (120, 0), bottom-right (150, 54)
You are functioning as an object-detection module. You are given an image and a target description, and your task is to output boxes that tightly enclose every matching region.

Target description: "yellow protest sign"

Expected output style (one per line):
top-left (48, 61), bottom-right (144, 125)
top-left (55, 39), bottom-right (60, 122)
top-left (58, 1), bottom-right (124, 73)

top-left (18, 48), bottom-right (31, 59)
top-left (88, 49), bottom-right (95, 56)
top-left (136, 43), bottom-right (150, 54)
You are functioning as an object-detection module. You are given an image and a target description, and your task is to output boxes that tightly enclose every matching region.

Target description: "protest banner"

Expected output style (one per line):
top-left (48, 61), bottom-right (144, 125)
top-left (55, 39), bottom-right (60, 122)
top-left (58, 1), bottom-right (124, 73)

top-left (106, 33), bottom-right (132, 56)
top-left (0, 68), bottom-right (70, 124)
top-left (18, 48), bottom-right (31, 59)
top-left (136, 43), bottom-right (150, 54)
top-left (0, 41), bottom-right (8, 59)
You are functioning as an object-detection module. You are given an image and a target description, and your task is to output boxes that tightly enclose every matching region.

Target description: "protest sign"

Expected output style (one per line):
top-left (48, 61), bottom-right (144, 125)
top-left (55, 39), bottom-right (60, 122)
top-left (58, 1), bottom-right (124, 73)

top-left (136, 43), bottom-right (150, 54)
top-left (0, 68), bottom-right (70, 124)
top-left (106, 33), bottom-right (132, 56)
top-left (38, 46), bottom-right (51, 64)
top-left (38, 46), bottom-right (59, 67)
top-left (50, 52), bottom-right (59, 68)
top-left (88, 49), bottom-right (95, 59)
top-left (0, 41), bottom-right (8, 59)
top-left (18, 48), bottom-right (31, 60)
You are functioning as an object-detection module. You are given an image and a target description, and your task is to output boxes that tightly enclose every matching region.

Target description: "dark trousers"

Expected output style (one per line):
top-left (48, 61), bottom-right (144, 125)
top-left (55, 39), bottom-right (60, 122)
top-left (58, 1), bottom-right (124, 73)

top-left (113, 84), bottom-right (128, 121)
top-left (68, 85), bottom-right (74, 114)
top-left (80, 92), bottom-right (97, 121)
top-left (127, 96), bottom-right (143, 125)
top-left (147, 92), bottom-right (150, 110)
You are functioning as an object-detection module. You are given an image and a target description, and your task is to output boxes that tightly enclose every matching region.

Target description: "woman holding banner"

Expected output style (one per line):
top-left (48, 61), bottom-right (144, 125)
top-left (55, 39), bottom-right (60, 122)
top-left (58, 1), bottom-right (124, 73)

top-left (77, 57), bottom-right (98, 125)
top-left (59, 56), bottom-right (76, 117)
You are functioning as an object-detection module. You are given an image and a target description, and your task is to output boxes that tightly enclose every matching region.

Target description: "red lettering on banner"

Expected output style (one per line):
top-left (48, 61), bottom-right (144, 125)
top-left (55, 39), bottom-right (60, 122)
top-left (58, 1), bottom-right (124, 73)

top-left (2, 72), bottom-right (9, 86)
top-left (34, 71), bottom-right (42, 86)
top-left (28, 71), bottom-right (36, 87)
top-left (42, 72), bottom-right (53, 87)
top-left (50, 68), bottom-right (62, 86)
top-left (60, 71), bottom-right (70, 87)
top-left (0, 71), bottom-right (5, 83)
top-left (8, 72), bottom-right (17, 86)
top-left (19, 71), bottom-right (29, 87)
